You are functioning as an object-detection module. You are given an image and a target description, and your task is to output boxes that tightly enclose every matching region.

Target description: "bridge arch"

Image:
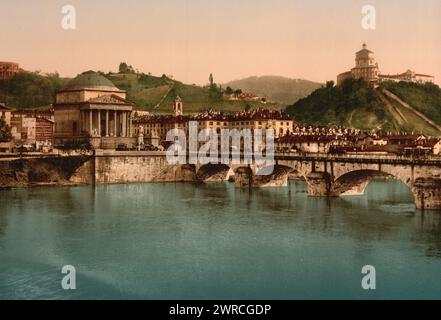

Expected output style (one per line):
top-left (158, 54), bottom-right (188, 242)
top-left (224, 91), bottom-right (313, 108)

top-left (255, 164), bottom-right (295, 177)
top-left (196, 163), bottom-right (233, 181)
top-left (328, 168), bottom-right (441, 210)
top-left (331, 169), bottom-right (397, 196)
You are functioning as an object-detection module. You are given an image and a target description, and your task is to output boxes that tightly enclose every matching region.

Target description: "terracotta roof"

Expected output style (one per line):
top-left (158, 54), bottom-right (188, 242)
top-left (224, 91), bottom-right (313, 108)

top-left (276, 135), bottom-right (336, 144)
top-left (134, 109), bottom-right (292, 124)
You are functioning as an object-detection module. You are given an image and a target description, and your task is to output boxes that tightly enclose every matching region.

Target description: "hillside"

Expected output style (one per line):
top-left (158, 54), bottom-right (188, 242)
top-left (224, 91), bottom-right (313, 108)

top-left (108, 72), bottom-right (283, 114)
top-left (0, 72), bottom-right (67, 110)
top-left (224, 75), bottom-right (322, 105)
top-left (286, 78), bottom-right (441, 136)
top-left (0, 70), bottom-right (283, 113)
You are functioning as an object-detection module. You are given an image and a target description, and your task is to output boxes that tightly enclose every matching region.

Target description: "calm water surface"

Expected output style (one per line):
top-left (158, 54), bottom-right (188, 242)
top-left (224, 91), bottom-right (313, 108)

top-left (0, 180), bottom-right (440, 299)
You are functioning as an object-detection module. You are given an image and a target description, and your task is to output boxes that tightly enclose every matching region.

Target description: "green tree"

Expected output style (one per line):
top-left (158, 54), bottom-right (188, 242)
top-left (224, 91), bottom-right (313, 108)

top-left (119, 62), bottom-right (134, 74)
top-left (326, 81), bottom-right (335, 89)
top-left (225, 86), bottom-right (234, 95)
top-left (0, 72), bottom-right (65, 109)
top-left (208, 73), bottom-right (222, 102)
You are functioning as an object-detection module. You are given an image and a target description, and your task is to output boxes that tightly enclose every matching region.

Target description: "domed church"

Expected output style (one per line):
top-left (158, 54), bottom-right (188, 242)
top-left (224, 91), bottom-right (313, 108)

top-left (54, 71), bottom-right (135, 149)
top-left (337, 43), bottom-right (380, 85)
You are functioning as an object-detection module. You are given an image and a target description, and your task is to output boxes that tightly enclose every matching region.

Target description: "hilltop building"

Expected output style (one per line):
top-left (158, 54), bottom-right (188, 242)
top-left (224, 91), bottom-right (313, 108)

top-left (337, 44), bottom-right (434, 85)
top-left (53, 71), bottom-right (135, 149)
top-left (0, 61), bottom-right (20, 80)
top-left (379, 70), bottom-right (434, 83)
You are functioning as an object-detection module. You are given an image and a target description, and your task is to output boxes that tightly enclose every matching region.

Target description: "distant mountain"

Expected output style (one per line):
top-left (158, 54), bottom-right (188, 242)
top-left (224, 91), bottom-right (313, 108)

top-left (224, 76), bottom-right (322, 105)
top-left (286, 78), bottom-right (441, 137)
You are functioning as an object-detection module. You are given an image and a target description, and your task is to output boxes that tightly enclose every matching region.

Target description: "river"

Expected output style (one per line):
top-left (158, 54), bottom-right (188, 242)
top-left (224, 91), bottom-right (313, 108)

top-left (0, 180), bottom-right (440, 299)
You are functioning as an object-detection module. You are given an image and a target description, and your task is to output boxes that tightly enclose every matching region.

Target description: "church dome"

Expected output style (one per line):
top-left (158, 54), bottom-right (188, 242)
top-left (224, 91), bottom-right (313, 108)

top-left (356, 43), bottom-right (374, 59)
top-left (63, 71), bottom-right (119, 91)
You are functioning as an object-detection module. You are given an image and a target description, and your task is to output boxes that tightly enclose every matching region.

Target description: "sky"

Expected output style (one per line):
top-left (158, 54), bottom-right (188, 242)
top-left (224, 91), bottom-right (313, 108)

top-left (0, 0), bottom-right (440, 85)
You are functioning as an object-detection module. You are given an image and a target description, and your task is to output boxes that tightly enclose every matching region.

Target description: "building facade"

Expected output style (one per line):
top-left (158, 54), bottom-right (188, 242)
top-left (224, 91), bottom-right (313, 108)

top-left (10, 112), bottom-right (54, 150)
top-left (54, 71), bottom-right (135, 149)
top-left (134, 108), bottom-right (294, 150)
top-left (378, 69), bottom-right (434, 83)
top-left (0, 62), bottom-right (20, 80)
top-left (0, 103), bottom-right (12, 126)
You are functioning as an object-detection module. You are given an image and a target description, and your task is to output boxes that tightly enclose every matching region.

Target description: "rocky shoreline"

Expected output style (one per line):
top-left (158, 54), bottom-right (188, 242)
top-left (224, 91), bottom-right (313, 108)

top-left (0, 156), bottom-right (92, 188)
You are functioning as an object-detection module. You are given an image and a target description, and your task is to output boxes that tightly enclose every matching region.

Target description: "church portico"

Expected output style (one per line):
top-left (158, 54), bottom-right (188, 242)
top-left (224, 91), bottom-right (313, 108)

top-left (79, 109), bottom-right (132, 138)
top-left (54, 71), bottom-right (136, 149)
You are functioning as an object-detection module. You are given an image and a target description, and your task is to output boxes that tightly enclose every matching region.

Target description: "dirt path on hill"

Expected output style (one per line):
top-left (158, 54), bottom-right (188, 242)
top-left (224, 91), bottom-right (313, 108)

top-left (376, 89), bottom-right (407, 129)
top-left (380, 88), bottom-right (441, 133)
top-left (153, 83), bottom-right (175, 110)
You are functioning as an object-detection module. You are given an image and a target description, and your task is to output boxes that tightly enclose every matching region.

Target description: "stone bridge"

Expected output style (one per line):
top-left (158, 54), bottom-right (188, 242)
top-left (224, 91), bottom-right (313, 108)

top-left (194, 153), bottom-right (441, 210)
top-left (15, 151), bottom-right (437, 210)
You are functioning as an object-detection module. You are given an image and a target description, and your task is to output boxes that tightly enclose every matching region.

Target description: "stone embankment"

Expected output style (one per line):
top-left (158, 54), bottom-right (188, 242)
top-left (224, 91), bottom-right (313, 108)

top-left (0, 152), bottom-right (197, 188)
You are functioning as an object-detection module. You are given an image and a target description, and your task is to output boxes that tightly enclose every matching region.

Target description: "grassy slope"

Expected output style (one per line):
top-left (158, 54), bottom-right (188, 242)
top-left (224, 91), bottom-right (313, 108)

top-left (286, 78), bottom-right (395, 130)
top-left (109, 72), bottom-right (283, 114)
top-left (382, 81), bottom-right (441, 125)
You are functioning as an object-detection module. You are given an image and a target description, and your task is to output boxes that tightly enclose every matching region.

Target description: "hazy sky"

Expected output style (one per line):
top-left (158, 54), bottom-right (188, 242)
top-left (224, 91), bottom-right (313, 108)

top-left (1, 0), bottom-right (440, 85)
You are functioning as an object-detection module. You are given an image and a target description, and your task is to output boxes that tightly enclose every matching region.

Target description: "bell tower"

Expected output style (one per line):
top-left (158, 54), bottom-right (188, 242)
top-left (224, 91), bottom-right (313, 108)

top-left (173, 96), bottom-right (183, 116)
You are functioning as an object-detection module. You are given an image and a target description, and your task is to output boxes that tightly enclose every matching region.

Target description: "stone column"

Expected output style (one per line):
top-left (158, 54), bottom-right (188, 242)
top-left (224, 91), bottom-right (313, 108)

top-left (89, 110), bottom-right (93, 135)
top-left (122, 112), bottom-right (127, 137)
top-left (129, 112), bottom-right (133, 137)
top-left (97, 110), bottom-right (101, 137)
top-left (105, 110), bottom-right (109, 137)
top-left (114, 111), bottom-right (117, 137)
top-left (126, 112), bottom-right (129, 137)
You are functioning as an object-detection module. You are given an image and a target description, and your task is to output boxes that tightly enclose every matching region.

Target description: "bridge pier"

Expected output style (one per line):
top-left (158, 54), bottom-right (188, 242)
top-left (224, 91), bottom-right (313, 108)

top-left (305, 172), bottom-right (332, 197)
top-left (412, 178), bottom-right (441, 210)
top-left (234, 166), bottom-right (253, 188)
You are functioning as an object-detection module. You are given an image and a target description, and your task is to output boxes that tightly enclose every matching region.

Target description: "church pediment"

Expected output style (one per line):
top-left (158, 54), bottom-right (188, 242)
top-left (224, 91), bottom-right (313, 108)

top-left (88, 94), bottom-right (131, 105)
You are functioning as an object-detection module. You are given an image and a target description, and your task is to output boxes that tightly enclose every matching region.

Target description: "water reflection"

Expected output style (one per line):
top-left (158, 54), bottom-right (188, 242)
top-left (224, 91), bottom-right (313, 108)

top-left (1, 180), bottom-right (441, 299)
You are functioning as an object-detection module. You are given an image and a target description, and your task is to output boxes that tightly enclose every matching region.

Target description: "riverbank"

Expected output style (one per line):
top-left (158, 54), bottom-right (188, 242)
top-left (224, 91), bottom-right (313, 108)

top-left (0, 152), bottom-right (198, 188)
top-left (0, 155), bottom-right (92, 188)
